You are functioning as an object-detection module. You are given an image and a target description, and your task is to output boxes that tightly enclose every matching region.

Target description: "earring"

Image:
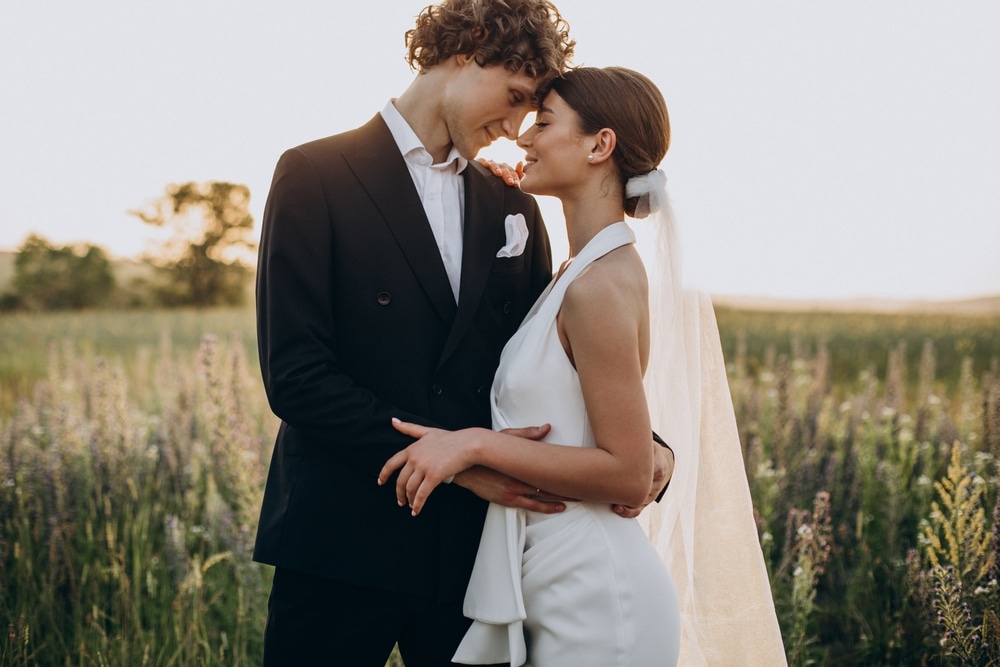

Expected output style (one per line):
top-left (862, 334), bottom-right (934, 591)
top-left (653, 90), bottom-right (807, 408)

top-left (587, 154), bottom-right (594, 162)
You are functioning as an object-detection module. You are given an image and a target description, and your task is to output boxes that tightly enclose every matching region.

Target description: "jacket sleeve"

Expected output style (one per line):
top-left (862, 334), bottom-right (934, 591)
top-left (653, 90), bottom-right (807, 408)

top-left (256, 147), bottom-right (431, 474)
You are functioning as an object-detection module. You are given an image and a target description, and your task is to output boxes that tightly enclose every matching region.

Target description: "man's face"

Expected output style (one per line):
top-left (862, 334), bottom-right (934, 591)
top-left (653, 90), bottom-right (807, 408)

top-left (442, 59), bottom-right (540, 159)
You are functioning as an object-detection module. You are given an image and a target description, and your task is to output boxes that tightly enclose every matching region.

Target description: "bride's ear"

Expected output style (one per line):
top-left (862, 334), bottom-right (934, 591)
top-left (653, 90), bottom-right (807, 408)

top-left (587, 129), bottom-right (617, 165)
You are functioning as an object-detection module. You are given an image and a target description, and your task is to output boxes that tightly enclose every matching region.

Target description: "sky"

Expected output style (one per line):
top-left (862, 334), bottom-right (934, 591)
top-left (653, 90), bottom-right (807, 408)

top-left (1, 1), bottom-right (998, 301)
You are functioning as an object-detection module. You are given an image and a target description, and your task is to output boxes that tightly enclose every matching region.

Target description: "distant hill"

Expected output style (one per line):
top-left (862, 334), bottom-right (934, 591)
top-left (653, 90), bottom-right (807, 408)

top-left (712, 294), bottom-right (1000, 316)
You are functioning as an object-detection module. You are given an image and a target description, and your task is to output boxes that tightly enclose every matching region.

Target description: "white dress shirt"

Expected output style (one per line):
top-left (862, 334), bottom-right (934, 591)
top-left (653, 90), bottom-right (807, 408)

top-left (382, 100), bottom-right (468, 302)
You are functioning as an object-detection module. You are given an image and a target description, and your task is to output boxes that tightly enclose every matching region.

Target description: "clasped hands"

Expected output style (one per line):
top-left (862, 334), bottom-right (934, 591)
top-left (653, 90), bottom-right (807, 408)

top-left (377, 418), bottom-right (674, 518)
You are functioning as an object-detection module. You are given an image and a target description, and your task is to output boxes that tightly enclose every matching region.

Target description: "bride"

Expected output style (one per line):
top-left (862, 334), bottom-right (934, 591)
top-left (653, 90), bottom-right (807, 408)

top-left (380, 66), bottom-right (784, 666)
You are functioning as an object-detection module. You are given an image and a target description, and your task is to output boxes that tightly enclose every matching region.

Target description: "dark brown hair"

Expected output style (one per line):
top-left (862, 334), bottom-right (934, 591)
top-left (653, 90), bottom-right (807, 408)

top-left (406, 0), bottom-right (574, 80)
top-left (540, 67), bottom-right (670, 216)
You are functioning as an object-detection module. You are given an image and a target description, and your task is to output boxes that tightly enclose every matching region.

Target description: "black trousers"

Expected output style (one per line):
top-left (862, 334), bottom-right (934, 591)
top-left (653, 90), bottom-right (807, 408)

top-left (263, 567), bottom-right (507, 667)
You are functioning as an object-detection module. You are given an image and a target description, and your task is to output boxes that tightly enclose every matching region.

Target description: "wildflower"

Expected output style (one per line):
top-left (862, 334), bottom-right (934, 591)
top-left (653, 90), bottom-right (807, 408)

top-left (973, 452), bottom-right (994, 466)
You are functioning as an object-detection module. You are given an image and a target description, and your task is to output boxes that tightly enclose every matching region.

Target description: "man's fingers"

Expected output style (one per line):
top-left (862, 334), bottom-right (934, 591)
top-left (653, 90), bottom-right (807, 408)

top-left (500, 424), bottom-right (551, 441)
top-left (612, 504), bottom-right (643, 519)
top-left (652, 444), bottom-right (675, 492)
top-left (451, 467), bottom-right (568, 514)
top-left (505, 483), bottom-right (569, 513)
top-left (534, 492), bottom-right (576, 503)
top-left (512, 496), bottom-right (566, 514)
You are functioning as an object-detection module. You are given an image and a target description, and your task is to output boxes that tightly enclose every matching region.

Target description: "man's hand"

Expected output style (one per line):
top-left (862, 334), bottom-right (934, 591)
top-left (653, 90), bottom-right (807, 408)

top-left (612, 441), bottom-right (675, 518)
top-left (477, 158), bottom-right (523, 187)
top-left (452, 424), bottom-right (570, 514)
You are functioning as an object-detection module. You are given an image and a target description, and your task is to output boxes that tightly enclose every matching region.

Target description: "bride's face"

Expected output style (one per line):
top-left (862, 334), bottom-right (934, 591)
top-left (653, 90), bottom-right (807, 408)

top-left (516, 91), bottom-right (593, 198)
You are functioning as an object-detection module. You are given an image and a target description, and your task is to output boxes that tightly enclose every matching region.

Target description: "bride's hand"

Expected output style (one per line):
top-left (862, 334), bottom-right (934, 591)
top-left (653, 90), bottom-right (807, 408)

top-left (378, 418), bottom-right (483, 516)
top-left (477, 158), bottom-right (524, 187)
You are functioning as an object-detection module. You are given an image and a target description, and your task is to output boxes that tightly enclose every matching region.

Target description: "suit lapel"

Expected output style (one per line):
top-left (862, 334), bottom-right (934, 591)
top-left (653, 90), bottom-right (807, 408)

top-left (438, 162), bottom-right (505, 366)
top-left (343, 115), bottom-right (457, 324)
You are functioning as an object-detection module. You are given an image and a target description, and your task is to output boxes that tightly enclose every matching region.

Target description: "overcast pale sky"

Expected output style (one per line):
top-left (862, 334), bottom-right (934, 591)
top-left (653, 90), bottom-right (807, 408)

top-left (1, 1), bottom-right (998, 300)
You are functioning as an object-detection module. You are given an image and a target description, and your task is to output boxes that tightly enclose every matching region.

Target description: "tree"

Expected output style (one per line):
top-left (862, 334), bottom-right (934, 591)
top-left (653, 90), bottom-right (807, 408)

top-left (131, 181), bottom-right (256, 307)
top-left (3, 234), bottom-right (116, 311)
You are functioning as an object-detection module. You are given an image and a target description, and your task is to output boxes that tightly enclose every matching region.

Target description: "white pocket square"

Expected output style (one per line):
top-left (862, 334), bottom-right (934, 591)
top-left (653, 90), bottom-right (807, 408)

top-left (496, 213), bottom-right (529, 258)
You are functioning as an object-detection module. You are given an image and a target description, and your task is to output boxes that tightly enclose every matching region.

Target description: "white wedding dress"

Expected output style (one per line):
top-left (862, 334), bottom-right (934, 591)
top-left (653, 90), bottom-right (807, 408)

top-left (453, 222), bottom-right (681, 666)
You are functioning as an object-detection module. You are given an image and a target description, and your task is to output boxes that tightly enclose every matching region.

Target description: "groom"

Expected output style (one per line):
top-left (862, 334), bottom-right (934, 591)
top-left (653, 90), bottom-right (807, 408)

top-left (254, 1), bottom-right (670, 664)
top-left (254, 2), bottom-right (574, 664)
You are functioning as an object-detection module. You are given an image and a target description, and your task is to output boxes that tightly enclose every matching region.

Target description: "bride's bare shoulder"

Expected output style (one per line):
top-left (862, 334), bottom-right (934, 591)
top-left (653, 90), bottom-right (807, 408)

top-left (570, 247), bottom-right (646, 299)
top-left (562, 249), bottom-right (648, 325)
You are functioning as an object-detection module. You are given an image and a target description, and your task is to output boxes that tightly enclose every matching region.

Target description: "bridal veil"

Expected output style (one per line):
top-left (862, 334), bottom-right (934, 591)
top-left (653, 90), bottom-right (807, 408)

top-left (628, 171), bottom-right (787, 666)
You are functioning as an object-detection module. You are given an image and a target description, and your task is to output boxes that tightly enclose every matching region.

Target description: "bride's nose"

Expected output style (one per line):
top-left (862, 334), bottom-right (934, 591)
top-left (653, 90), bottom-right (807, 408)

top-left (516, 128), bottom-right (533, 148)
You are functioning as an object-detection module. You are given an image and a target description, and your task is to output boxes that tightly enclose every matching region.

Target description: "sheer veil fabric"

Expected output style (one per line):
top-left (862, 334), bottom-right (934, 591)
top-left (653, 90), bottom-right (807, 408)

top-left (629, 172), bottom-right (787, 665)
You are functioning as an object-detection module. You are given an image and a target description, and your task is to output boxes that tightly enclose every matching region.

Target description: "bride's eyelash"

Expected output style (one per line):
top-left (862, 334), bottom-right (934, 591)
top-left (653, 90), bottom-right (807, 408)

top-left (534, 122), bottom-right (549, 128)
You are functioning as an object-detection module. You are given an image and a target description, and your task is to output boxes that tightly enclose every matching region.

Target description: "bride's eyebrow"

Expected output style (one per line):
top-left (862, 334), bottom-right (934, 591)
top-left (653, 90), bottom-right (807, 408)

top-left (536, 104), bottom-right (554, 116)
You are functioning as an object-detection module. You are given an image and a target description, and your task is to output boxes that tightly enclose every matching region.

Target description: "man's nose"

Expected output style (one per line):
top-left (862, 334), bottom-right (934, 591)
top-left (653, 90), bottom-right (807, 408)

top-left (500, 118), bottom-right (515, 140)
top-left (502, 110), bottom-right (529, 140)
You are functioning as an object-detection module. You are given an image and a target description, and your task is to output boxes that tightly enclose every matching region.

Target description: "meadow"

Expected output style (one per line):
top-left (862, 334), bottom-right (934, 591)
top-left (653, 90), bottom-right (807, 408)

top-left (1, 303), bottom-right (998, 666)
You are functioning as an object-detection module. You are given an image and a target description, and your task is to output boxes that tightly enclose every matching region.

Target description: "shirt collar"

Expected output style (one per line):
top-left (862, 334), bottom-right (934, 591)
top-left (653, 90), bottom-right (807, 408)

top-left (382, 100), bottom-right (468, 173)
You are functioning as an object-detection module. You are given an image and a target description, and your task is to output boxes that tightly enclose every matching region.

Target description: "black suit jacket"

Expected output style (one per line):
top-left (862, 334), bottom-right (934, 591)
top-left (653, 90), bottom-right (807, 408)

top-left (253, 114), bottom-right (552, 602)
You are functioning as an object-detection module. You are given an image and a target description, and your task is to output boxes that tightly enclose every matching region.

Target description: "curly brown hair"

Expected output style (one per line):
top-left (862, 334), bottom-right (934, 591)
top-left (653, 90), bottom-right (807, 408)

top-left (406, 0), bottom-right (574, 80)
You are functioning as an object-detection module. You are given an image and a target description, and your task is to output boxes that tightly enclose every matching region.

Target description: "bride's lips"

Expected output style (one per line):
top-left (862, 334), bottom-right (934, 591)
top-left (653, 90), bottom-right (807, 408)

top-left (521, 156), bottom-right (537, 172)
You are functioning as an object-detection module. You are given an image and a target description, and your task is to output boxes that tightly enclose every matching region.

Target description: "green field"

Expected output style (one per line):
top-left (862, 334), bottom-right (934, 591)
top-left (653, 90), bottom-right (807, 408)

top-left (1, 304), bottom-right (998, 666)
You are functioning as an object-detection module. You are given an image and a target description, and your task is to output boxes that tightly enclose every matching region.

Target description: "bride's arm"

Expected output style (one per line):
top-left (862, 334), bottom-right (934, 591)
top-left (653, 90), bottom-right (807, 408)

top-left (379, 258), bottom-right (656, 515)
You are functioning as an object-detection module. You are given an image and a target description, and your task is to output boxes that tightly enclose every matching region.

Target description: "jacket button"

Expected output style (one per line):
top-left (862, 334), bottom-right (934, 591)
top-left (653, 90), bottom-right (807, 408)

top-left (503, 301), bottom-right (512, 314)
top-left (377, 292), bottom-right (391, 306)
top-left (431, 384), bottom-right (443, 395)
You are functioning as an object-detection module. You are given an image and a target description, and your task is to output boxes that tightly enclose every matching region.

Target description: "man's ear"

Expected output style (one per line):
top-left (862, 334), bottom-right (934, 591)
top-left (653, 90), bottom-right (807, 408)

top-left (588, 128), bottom-right (617, 165)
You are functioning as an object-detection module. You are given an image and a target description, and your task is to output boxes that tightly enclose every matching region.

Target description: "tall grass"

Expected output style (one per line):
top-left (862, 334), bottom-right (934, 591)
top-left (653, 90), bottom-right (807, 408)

top-left (0, 308), bottom-right (256, 417)
top-left (724, 308), bottom-right (1000, 665)
top-left (1, 329), bottom-right (271, 665)
top-left (1, 306), bottom-right (998, 665)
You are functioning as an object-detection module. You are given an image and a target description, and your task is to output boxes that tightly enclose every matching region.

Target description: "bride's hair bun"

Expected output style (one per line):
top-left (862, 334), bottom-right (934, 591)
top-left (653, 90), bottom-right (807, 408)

top-left (625, 169), bottom-right (667, 219)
